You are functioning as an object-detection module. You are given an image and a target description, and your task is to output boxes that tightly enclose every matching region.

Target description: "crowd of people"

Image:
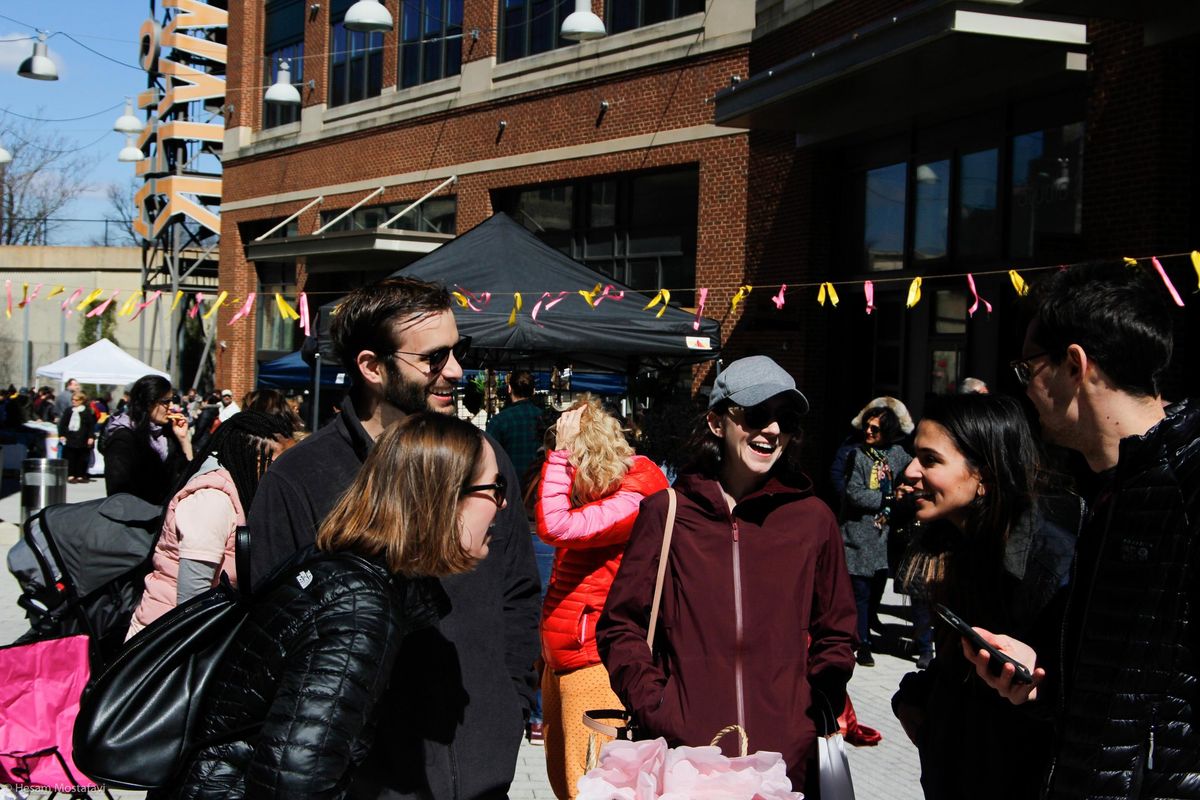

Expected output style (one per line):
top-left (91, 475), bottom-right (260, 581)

top-left (11, 259), bottom-right (1194, 799)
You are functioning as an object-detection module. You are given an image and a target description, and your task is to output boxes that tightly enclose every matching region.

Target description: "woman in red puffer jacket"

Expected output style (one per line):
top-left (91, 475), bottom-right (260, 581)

top-left (535, 396), bottom-right (668, 799)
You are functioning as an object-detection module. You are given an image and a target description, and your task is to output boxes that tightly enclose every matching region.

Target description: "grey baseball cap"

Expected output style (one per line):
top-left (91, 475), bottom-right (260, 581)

top-left (708, 355), bottom-right (809, 413)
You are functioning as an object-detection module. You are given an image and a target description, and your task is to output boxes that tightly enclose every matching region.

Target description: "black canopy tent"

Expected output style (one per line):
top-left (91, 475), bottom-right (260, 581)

top-left (317, 212), bottom-right (721, 372)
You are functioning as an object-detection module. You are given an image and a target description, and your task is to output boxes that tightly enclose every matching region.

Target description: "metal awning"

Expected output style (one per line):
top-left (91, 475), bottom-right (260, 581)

top-left (245, 227), bottom-right (453, 272)
top-left (1022, 0), bottom-right (1199, 45)
top-left (715, 2), bottom-right (1089, 145)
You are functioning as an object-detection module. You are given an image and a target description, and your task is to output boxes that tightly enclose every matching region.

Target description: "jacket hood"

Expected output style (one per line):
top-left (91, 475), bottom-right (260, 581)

top-left (106, 412), bottom-right (135, 434)
top-left (850, 396), bottom-right (915, 434)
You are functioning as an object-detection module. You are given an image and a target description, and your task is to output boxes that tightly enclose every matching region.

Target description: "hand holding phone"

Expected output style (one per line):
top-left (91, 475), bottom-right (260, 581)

top-left (934, 604), bottom-right (1034, 685)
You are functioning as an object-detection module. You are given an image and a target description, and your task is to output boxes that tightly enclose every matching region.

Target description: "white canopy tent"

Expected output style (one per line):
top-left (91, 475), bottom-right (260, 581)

top-left (35, 338), bottom-right (169, 386)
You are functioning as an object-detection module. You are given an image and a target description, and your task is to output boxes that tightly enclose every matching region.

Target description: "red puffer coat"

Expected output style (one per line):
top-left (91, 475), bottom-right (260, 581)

top-left (536, 451), bottom-right (668, 672)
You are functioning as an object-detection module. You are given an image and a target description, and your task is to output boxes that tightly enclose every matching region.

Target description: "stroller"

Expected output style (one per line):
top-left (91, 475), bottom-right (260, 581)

top-left (2, 493), bottom-right (162, 796)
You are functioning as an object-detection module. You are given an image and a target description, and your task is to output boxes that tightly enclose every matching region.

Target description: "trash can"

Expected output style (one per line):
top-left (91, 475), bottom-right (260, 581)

top-left (21, 458), bottom-right (67, 522)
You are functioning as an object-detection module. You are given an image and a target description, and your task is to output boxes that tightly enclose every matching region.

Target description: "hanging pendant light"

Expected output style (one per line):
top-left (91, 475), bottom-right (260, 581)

top-left (113, 98), bottom-right (144, 134)
top-left (344, 0), bottom-right (393, 33)
top-left (560, 0), bottom-right (606, 42)
top-left (18, 32), bottom-right (59, 81)
top-left (264, 59), bottom-right (302, 106)
top-left (117, 136), bottom-right (144, 163)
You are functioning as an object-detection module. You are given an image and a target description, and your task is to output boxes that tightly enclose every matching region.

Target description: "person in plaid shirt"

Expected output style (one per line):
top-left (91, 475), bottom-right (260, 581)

top-left (487, 370), bottom-right (545, 494)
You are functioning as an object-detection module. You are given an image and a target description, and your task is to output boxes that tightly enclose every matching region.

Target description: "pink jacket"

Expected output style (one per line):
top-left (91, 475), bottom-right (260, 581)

top-left (536, 451), bottom-right (667, 672)
top-left (127, 468), bottom-right (243, 638)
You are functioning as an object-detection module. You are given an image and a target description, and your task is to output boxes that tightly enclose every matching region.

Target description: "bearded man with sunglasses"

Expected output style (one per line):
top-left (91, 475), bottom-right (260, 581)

top-left (965, 262), bottom-right (1200, 799)
top-left (246, 276), bottom-right (541, 800)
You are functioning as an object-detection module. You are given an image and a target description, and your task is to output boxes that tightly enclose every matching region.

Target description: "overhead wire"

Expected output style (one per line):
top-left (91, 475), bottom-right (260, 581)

top-left (0, 102), bottom-right (125, 123)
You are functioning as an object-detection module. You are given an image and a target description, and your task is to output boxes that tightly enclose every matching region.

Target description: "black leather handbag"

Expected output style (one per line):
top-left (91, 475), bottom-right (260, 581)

top-left (71, 527), bottom-right (253, 789)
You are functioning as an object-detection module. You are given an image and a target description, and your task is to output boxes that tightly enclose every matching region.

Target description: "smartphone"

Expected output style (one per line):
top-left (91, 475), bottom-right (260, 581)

top-left (934, 604), bottom-right (1034, 684)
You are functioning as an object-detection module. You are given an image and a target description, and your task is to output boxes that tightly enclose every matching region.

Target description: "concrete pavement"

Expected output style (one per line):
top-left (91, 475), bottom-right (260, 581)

top-left (0, 480), bottom-right (926, 799)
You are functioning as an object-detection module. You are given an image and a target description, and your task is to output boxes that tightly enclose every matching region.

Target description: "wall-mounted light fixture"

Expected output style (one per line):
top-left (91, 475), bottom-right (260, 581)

top-left (595, 100), bottom-right (609, 126)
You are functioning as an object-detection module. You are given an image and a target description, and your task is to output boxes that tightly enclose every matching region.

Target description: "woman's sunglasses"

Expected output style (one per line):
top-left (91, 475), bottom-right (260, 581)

top-left (392, 336), bottom-right (473, 375)
top-left (462, 472), bottom-right (507, 507)
top-left (733, 402), bottom-right (803, 434)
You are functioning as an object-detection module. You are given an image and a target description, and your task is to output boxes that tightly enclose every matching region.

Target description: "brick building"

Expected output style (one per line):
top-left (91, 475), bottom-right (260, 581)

top-left (219, 0), bottom-right (1200, 479)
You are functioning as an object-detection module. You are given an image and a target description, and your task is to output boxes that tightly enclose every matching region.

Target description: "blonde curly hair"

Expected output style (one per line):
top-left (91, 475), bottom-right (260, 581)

top-left (566, 395), bottom-right (634, 506)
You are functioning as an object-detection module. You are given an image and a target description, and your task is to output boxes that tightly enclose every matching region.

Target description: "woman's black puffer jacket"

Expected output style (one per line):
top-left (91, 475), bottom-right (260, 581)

top-left (160, 550), bottom-right (444, 800)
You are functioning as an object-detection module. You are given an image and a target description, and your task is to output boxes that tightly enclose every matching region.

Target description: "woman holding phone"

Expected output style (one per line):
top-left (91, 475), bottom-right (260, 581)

top-left (890, 393), bottom-right (1079, 799)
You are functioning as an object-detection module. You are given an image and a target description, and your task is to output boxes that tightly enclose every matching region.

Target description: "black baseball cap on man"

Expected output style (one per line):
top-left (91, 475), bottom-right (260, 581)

top-left (708, 356), bottom-right (810, 414)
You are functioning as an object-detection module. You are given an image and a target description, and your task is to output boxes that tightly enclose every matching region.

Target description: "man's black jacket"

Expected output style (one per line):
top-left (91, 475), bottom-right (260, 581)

top-left (246, 395), bottom-right (541, 800)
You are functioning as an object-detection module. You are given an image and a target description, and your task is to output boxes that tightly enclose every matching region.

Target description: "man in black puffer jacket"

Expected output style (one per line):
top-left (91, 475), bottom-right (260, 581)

top-left (967, 261), bottom-right (1200, 798)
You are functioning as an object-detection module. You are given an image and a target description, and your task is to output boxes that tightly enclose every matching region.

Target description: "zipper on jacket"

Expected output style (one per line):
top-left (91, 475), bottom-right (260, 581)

top-left (578, 611), bottom-right (590, 646)
top-left (1147, 703), bottom-right (1158, 771)
top-left (731, 519), bottom-right (746, 731)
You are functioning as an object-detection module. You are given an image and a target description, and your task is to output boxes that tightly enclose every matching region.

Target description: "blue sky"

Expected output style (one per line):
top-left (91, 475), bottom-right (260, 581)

top-left (0, 3), bottom-right (160, 242)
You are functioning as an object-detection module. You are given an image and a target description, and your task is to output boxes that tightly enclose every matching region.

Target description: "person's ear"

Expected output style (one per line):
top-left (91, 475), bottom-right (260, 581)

top-left (356, 350), bottom-right (387, 390)
top-left (706, 410), bottom-right (724, 438)
top-left (1065, 344), bottom-right (1087, 380)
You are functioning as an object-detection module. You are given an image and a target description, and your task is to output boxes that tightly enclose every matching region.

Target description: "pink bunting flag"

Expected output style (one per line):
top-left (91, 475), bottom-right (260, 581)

top-left (86, 290), bottom-right (120, 318)
top-left (967, 273), bottom-right (992, 317)
top-left (298, 292), bottom-right (311, 337)
top-left (1151, 257), bottom-right (1185, 307)
top-left (531, 291), bottom-right (569, 326)
top-left (18, 282), bottom-right (42, 309)
top-left (693, 288), bottom-right (708, 331)
top-left (130, 290), bottom-right (163, 321)
top-left (455, 287), bottom-right (492, 312)
top-left (62, 288), bottom-right (83, 316)
top-left (772, 284), bottom-right (787, 310)
top-left (189, 293), bottom-right (206, 319)
top-left (864, 280), bottom-right (875, 315)
top-left (229, 293), bottom-right (256, 326)
top-left (592, 285), bottom-right (625, 307)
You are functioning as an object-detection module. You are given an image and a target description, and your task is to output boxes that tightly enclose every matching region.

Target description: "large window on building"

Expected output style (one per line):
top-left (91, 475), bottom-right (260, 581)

top-left (495, 167), bottom-right (699, 305)
top-left (500, 0), bottom-right (573, 62)
top-left (607, 0), bottom-right (704, 35)
top-left (257, 262), bottom-right (300, 355)
top-left (319, 197), bottom-right (457, 233)
top-left (329, 0), bottom-right (385, 107)
top-left (399, 0), bottom-right (463, 88)
top-left (264, 0), bottom-right (305, 128)
top-left (849, 119), bottom-right (1082, 272)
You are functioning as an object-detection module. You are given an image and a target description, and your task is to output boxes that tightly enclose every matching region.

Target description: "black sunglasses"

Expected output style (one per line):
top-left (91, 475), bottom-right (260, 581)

top-left (1009, 351), bottom-right (1049, 386)
top-left (392, 336), bottom-right (472, 374)
top-left (462, 472), bottom-right (507, 507)
top-left (733, 402), bottom-right (803, 434)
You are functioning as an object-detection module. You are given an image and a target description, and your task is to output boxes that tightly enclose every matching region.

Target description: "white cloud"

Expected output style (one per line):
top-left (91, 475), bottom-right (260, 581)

top-left (0, 33), bottom-right (32, 70)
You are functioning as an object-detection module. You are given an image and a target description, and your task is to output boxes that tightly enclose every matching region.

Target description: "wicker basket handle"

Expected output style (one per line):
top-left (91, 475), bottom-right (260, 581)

top-left (709, 724), bottom-right (749, 757)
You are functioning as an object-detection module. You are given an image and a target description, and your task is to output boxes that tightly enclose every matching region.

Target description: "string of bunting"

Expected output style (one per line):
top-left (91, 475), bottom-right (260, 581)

top-left (2, 253), bottom-right (1197, 329)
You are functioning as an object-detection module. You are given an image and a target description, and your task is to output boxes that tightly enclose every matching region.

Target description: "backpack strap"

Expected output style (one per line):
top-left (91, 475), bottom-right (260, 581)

top-left (645, 487), bottom-right (677, 651)
top-left (234, 525), bottom-right (251, 600)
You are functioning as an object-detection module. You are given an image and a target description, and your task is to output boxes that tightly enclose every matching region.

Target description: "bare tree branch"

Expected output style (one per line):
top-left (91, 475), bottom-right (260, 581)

top-left (0, 112), bottom-right (97, 245)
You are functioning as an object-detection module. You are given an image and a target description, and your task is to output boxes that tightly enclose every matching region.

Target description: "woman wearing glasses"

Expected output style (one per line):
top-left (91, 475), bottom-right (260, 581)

top-left (840, 399), bottom-right (913, 667)
top-left (533, 396), bottom-right (668, 799)
top-left (890, 393), bottom-right (1078, 800)
top-left (162, 413), bottom-right (505, 798)
top-left (103, 374), bottom-right (193, 505)
top-left (598, 356), bottom-right (857, 795)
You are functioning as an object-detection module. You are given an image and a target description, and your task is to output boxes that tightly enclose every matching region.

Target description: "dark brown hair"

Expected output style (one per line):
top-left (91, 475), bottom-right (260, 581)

top-left (316, 412), bottom-right (483, 576)
top-left (330, 277), bottom-right (452, 379)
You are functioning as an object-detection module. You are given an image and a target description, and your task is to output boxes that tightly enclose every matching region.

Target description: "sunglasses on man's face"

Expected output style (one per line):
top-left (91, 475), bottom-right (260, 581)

top-left (392, 336), bottom-right (472, 375)
top-left (733, 402), bottom-right (803, 434)
top-left (1009, 351), bottom-right (1050, 387)
top-left (461, 472), bottom-right (507, 508)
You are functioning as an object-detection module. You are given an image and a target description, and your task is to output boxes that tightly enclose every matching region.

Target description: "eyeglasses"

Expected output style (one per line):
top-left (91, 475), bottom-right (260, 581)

top-left (154, 398), bottom-right (172, 408)
top-left (461, 472), bottom-right (507, 507)
top-left (733, 402), bottom-right (803, 434)
top-left (391, 336), bottom-right (472, 375)
top-left (864, 424), bottom-right (881, 435)
top-left (1010, 352), bottom-right (1050, 386)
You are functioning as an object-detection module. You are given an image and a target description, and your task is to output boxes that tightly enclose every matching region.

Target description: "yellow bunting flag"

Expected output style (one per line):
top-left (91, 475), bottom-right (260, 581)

top-left (274, 293), bottom-right (301, 320)
top-left (507, 292), bottom-right (523, 327)
top-left (170, 290), bottom-right (185, 312)
top-left (730, 285), bottom-right (752, 313)
top-left (76, 288), bottom-right (104, 311)
top-left (451, 291), bottom-right (469, 308)
top-left (643, 288), bottom-right (670, 319)
top-left (817, 282), bottom-right (839, 307)
top-left (118, 291), bottom-right (142, 317)
top-left (1008, 270), bottom-right (1029, 297)
top-left (202, 290), bottom-right (228, 320)
top-left (1191, 251), bottom-right (1200, 290)
top-left (1123, 257), bottom-right (1138, 267)
top-left (47, 285), bottom-right (65, 299)
top-left (578, 283), bottom-right (602, 307)
top-left (906, 277), bottom-right (923, 309)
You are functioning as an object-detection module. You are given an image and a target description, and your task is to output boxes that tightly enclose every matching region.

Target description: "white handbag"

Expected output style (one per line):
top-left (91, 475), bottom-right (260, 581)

top-left (816, 695), bottom-right (855, 800)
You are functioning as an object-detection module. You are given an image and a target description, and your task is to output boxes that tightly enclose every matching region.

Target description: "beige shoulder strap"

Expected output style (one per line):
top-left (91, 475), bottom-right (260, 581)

top-left (646, 487), bottom-right (677, 650)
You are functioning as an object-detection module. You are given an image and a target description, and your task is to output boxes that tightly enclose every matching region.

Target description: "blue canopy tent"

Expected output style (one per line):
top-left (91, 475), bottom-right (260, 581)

top-left (257, 350), bottom-right (350, 389)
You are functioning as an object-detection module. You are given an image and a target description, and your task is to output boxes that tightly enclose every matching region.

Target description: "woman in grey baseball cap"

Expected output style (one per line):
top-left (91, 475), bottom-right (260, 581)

top-left (597, 355), bottom-right (857, 794)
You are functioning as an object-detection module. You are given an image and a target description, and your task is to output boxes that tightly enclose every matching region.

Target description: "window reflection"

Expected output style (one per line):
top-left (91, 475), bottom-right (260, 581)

top-left (914, 159), bottom-right (949, 261)
top-left (864, 163), bottom-right (906, 271)
top-left (1010, 123), bottom-right (1084, 259)
top-left (958, 149), bottom-right (999, 258)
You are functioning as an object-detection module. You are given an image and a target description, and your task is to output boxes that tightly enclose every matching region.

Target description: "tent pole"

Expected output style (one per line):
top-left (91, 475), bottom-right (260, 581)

top-left (311, 356), bottom-right (321, 432)
top-left (191, 316), bottom-right (215, 394)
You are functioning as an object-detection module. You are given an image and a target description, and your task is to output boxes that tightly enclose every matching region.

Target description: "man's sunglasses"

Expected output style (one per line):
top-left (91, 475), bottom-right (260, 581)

top-left (1009, 351), bottom-right (1049, 387)
top-left (461, 472), bottom-right (507, 508)
top-left (391, 336), bottom-right (472, 374)
top-left (733, 402), bottom-right (803, 434)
